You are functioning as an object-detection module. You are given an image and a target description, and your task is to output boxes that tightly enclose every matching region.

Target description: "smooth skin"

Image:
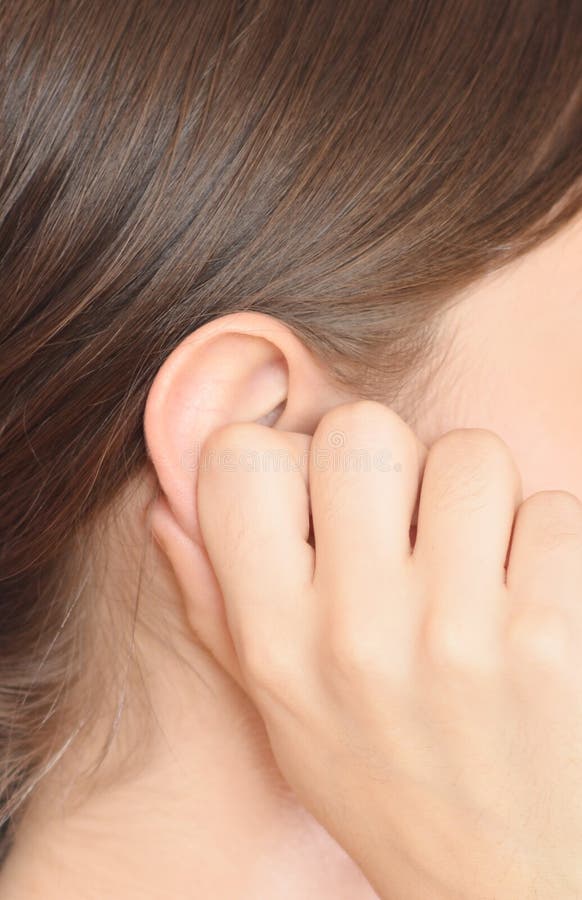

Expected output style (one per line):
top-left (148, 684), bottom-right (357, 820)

top-left (3, 214), bottom-right (581, 900)
top-left (198, 401), bottom-right (582, 900)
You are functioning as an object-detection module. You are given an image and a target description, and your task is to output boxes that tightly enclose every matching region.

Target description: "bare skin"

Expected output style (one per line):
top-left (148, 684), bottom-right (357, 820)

top-left (1, 213), bottom-right (581, 899)
top-left (198, 403), bottom-right (582, 900)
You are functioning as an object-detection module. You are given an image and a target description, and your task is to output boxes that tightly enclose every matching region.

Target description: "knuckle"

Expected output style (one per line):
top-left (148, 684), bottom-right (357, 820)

top-left (327, 616), bottom-right (387, 682)
top-left (422, 614), bottom-right (499, 676)
top-left (505, 604), bottom-right (569, 672)
top-left (516, 491), bottom-right (582, 551)
top-left (314, 400), bottom-right (410, 449)
top-left (200, 422), bottom-right (265, 469)
top-left (429, 428), bottom-right (512, 465)
top-left (322, 399), bottom-right (389, 430)
top-left (426, 428), bottom-right (518, 511)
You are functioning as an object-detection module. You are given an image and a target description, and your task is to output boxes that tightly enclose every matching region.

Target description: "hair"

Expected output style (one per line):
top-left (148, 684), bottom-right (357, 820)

top-left (0, 0), bottom-right (581, 861)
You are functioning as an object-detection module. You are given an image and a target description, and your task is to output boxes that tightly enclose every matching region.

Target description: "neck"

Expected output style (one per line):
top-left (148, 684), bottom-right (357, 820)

top-left (0, 625), bottom-right (377, 900)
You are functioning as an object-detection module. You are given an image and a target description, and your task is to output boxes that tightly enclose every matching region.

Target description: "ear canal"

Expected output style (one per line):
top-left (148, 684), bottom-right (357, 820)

top-left (255, 398), bottom-right (287, 427)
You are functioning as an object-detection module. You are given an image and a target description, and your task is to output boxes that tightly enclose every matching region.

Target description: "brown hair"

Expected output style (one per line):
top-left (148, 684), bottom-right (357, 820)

top-left (0, 0), bottom-right (581, 858)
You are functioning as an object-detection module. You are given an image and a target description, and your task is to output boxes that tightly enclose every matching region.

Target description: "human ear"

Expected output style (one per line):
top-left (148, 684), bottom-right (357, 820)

top-left (144, 311), bottom-right (353, 683)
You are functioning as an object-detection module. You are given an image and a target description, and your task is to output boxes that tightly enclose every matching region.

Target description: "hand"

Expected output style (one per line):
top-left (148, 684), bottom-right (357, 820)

top-left (197, 401), bottom-right (582, 900)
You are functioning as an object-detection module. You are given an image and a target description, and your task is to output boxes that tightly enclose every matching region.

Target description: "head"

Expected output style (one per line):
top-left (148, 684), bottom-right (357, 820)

top-left (0, 0), bottom-right (581, 861)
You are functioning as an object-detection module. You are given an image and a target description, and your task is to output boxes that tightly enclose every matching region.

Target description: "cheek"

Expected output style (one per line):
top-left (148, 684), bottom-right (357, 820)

top-left (510, 424), bottom-right (582, 502)
top-left (503, 331), bottom-right (582, 500)
top-left (469, 371), bottom-right (582, 505)
top-left (415, 342), bottom-right (582, 507)
top-left (411, 219), bottom-right (582, 507)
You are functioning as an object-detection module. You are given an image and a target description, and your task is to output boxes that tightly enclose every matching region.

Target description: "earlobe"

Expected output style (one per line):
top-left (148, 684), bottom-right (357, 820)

top-left (148, 492), bottom-right (239, 679)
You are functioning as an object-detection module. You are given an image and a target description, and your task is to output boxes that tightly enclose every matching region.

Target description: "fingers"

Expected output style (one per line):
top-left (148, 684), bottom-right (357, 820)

top-left (309, 401), bottom-right (426, 588)
top-left (199, 403), bottom-right (582, 713)
top-left (413, 429), bottom-right (522, 663)
top-left (198, 402), bottom-right (427, 689)
top-left (197, 424), bottom-right (314, 669)
top-left (305, 402), bottom-right (427, 678)
top-left (506, 490), bottom-right (582, 645)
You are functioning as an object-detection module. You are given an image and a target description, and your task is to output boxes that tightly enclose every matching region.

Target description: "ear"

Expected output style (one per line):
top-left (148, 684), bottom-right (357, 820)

top-left (144, 311), bottom-right (353, 684)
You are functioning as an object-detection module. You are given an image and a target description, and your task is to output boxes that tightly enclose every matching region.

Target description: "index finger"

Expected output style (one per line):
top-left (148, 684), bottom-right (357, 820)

top-left (197, 423), bottom-right (314, 665)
